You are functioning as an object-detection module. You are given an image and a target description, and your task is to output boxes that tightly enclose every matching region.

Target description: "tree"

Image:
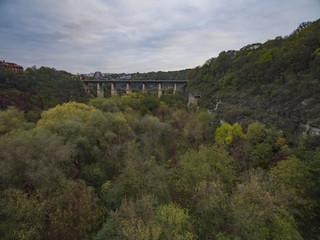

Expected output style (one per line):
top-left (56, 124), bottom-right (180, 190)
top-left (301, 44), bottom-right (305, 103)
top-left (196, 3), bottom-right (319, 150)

top-left (171, 109), bottom-right (205, 147)
top-left (140, 94), bottom-right (160, 112)
top-left (89, 98), bottom-right (119, 113)
top-left (193, 181), bottom-right (230, 238)
top-left (193, 170), bottom-right (302, 240)
top-left (0, 188), bottom-right (47, 240)
top-left (156, 203), bottom-right (195, 240)
top-left (176, 146), bottom-right (235, 195)
top-left (96, 196), bottom-right (161, 240)
top-left (37, 101), bottom-right (96, 130)
top-left (47, 180), bottom-right (102, 240)
top-left (36, 102), bottom-right (135, 180)
top-left (215, 123), bottom-right (245, 146)
top-left (97, 197), bottom-right (195, 240)
top-left (0, 107), bottom-right (33, 135)
top-left (244, 122), bottom-right (282, 168)
top-left (137, 115), bottom-right (172, 159)
top-left (196, 109), bottom-right (218, 141)
top-left (270, 155), bottom-right (311, 195)
top-left (109, 154), bottom-right (170, 202)
top-left (1, 180), bottom-right (102, 240)
top-left (0, 129), bottom-right (74, 191)
top-left (230, 171), bottom-right (302, 240)
top-left (114, 93), bottom-right (141, 111)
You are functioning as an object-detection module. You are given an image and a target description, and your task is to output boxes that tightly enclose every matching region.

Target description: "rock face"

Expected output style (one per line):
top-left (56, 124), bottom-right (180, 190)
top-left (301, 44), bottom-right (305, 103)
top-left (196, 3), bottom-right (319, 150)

top-left (187, 86), bottom-right (320, 144)
top-left (303, 122), bottom-right (320, 136)
top-left (187, 91), bottom-right (201, 106)
top-left (213, 100), bottom-right (222, 111)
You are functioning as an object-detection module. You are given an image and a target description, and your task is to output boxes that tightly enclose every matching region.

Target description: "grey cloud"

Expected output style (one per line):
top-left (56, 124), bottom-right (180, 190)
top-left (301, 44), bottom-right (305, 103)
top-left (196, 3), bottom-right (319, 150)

top-left (0, 0), bottom-right (319, 73)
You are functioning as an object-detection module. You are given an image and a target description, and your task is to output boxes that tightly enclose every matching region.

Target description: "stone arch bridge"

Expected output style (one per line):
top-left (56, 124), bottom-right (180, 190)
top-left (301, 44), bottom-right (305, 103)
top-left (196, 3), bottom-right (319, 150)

top-left (82, 79), bottom-right (188, 98)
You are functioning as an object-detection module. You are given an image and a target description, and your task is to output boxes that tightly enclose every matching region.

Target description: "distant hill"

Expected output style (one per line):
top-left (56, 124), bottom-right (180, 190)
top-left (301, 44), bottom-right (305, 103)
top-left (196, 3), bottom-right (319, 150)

top-left (132, 69), bottom-right (192, 80)
top-left (187, 19), bottom-right (320, 143)
top-left (85, 69), bottom-right (192, 80)
top-left (0, 66), bottom-right (87, 121)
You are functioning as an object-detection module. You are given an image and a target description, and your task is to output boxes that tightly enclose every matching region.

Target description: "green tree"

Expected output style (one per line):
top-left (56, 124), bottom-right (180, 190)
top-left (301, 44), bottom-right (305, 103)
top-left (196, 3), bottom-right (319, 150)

top-left (96, 196), bottom-right (161, 240)
top-left (0, 129), bottom-right (74, 191)
top-left (193, 170), bottom-right (302, 239)
top-left (1, 180), bottom-right (102, 240)
top-left (244, 122), bottom-right (282, 168)
top-left (246, 122), bottom-right (267, 144)
top-left (270, 155), bottom-right (311, 195)
top-left (89, 98), bottom-right (119, 113)
top-left (0, 188), bottom-right (47, 240)
top-left (176, 146), bottom-right (235, 195)
top-left (110, 154), bottom-right (170, 202)
top-left (137, 115), bottom-right (172, 159)
top-left (0, 107), bottom-right (33, 135)
top-left (140, 94), bottom-right (160, 112)
top-left (193, 181), bottom-right (230, 238)
top-left (36, 102), bottom-right (135, 182)
top-left (156, 203), bottom-right (195, 240)
top-left (230, 171), bottom-right (302, 240)
top-left (114, 93), bottom-right (141, 111)
top-left (47, 180), bottom-right (102, 240)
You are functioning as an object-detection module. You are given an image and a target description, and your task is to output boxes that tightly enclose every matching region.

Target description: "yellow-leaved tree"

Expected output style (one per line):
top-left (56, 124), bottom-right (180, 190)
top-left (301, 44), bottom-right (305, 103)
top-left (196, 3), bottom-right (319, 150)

top-left (215, 123), bottom-right (245, 146)
top-left (37, 101), bottom-right (96, 130)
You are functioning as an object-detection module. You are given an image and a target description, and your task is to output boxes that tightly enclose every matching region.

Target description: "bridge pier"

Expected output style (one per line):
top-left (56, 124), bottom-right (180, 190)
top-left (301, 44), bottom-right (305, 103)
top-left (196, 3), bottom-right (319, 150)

top-left (126, 83), bottom-right (132, 94)
top-left (142, 83), bottom-right (146, 93)
top-left (97, 83), bottom-right (104, 97)
top-left (158, 83), bottom-right (162, 98)
top-left (111, 82), bottom-right (117, 96)
top-left (84, 82), bottom-right (90, 94)
top-left (173, 83), bottom-right (177, 94)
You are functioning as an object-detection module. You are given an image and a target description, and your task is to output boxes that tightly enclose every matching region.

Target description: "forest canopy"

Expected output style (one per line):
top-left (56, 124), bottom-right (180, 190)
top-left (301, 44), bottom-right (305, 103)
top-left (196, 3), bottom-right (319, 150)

top-left (0, 94), bottom-right (319, 239)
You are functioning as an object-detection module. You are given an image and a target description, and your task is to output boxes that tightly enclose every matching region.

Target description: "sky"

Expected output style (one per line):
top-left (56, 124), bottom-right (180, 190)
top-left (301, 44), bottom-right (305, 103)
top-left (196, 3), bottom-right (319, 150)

top-left (0, 0), bottom-right (319, 74)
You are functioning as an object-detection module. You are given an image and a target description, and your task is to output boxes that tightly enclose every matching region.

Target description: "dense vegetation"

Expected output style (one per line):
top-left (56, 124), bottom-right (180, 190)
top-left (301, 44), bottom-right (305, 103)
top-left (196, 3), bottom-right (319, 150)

top-left (187, 20), bottom-right (320, 143)
top-left (0, 91), bottom-right (319, 239)
top-left (132, 69), bottom-right (192, 80)
top-left (0, 66), bottom-right (87, 121)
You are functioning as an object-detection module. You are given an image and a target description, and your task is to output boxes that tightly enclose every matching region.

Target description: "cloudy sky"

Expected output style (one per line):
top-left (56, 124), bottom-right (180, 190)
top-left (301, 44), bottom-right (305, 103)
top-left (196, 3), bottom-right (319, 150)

top-left (0, 0), bottom-right (319, 74)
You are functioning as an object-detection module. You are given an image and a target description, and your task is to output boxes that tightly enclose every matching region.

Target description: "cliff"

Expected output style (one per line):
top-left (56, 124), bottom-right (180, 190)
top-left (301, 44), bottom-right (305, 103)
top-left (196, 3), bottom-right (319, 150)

top-left (187, 19), bottom-right (320, 142)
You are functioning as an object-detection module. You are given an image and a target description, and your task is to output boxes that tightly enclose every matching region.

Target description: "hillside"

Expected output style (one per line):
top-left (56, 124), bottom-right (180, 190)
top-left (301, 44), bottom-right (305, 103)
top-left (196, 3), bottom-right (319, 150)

top-left (85, 69), bottom-right (192, 80)
top-left (187, 19), bottom-right (320, 143)
top-left (132, 69), bottom-right (192, 80)
top-left (0, 66), bottom-right (88, 121)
